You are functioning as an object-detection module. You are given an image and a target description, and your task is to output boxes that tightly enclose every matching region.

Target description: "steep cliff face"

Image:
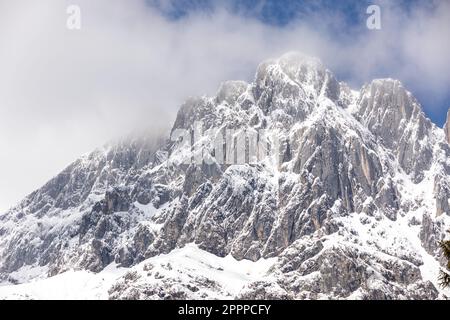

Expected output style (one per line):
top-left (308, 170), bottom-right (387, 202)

top-left (0, 53), bottom-right (449, 299)
top-left (354, 79), bottom-right (434, 182)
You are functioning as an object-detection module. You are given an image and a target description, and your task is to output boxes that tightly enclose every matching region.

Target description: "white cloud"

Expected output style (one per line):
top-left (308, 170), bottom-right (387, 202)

top-left (0, 0), bottom-right (449, 212)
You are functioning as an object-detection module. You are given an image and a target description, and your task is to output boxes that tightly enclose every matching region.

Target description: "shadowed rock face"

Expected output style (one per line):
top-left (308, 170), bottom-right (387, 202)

top-left (0, 53), bottom-right (449, 300)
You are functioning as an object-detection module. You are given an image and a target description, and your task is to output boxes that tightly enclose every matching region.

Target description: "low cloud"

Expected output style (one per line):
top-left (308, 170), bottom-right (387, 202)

top-left (0, 0), bottom-right (449, 211)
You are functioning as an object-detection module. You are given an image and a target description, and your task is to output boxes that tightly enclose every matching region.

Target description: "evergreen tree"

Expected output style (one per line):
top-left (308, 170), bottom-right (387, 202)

top-left (439, 236), bottom-right (450, 288)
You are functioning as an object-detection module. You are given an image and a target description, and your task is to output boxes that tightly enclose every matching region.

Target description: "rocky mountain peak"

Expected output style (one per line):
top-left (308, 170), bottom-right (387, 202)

top-left (0, 53), bottom-right (449, 300)
top-left (252, 53), bottom-right (340, 122)
top-left (357, 78), bottom-right (420, 123)
top-left (254, 52), bottom-right (338, 98)
top-left (275, 52), bottom-right (326, 81)
top-left (354, 78), bottom-right (434, 181)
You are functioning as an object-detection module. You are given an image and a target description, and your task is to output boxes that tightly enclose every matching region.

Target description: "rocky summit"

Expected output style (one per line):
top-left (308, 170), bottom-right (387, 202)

top-left (0, 53), bottom-right (449, 300)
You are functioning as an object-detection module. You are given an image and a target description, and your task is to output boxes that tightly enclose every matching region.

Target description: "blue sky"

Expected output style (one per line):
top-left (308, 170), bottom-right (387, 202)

top-left (149, 0), bottom-right (450, 126)
top-left (150, 0), bottom-right (372, 26)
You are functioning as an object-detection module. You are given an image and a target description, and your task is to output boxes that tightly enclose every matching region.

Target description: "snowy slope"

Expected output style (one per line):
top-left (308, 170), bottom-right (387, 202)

top-left (0, 244), bottom-right (275, 300)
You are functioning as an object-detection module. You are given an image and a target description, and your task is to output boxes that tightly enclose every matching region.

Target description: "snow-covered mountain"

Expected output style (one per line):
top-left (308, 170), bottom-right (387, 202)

top-left (1, 53), bottom-right (449, 300)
